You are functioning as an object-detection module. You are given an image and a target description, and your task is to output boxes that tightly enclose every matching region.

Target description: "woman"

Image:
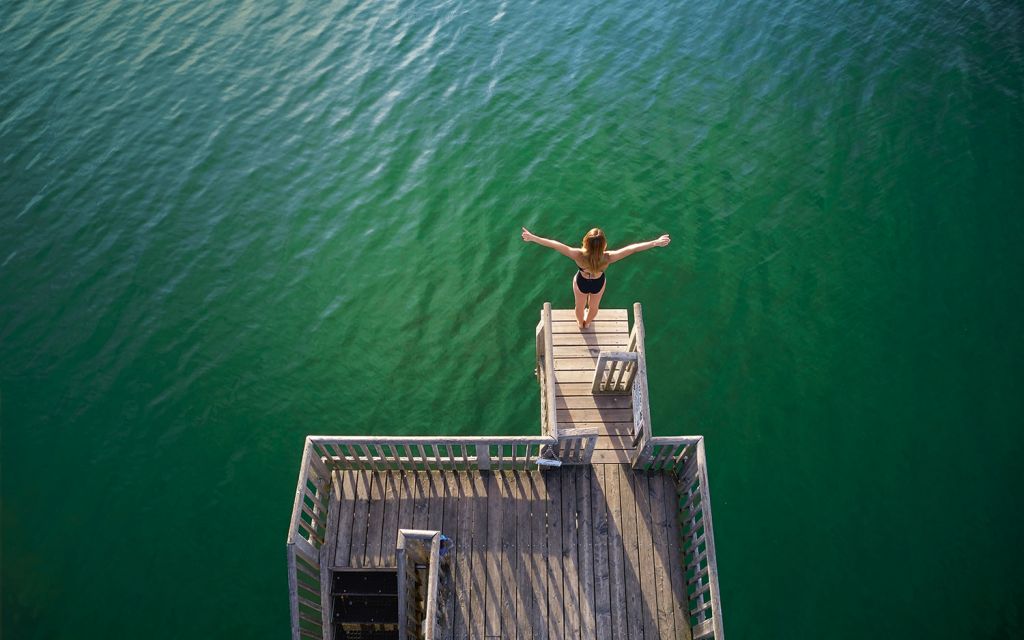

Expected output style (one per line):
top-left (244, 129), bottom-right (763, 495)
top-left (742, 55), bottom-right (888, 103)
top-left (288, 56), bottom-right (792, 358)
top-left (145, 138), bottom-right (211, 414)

top-left (521, 227), bottom-right (671, 328)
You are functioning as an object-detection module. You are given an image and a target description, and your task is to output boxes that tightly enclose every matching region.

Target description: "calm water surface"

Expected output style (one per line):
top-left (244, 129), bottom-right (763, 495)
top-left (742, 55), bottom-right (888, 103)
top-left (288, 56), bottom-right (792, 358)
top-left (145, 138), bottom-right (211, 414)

top-left (3, 0), bottom-right (1023, 637)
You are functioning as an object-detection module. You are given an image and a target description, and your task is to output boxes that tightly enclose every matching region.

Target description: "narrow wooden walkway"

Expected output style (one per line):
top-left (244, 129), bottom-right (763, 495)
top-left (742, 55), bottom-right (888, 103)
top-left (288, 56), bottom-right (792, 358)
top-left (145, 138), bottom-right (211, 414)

top-left (329, 466), bottom-right (692, 640)
top-left (550, 309), bottom-right (636, 463)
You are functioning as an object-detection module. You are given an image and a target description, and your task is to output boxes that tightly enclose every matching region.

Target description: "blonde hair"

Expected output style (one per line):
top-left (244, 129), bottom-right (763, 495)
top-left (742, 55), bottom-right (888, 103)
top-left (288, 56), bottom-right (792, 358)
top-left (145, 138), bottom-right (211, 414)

top-left (580, 228), bottom-right (608, 273)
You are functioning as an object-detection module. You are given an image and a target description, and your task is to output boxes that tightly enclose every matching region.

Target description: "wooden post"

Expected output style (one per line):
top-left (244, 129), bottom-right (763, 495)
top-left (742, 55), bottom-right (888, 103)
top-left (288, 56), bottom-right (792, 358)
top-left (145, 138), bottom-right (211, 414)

top-left (592, 355), bottom-right (609, 394)
top-left (477, 444), bottom-right (491, 471)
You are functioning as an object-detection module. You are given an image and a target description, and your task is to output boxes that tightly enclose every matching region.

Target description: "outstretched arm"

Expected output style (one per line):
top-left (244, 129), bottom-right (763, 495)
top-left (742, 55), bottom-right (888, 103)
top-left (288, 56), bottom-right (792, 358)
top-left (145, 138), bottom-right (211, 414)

top-left (606, 234), bottom-right (671, 264)
top-left (521, 227), bottom-right (582, 260)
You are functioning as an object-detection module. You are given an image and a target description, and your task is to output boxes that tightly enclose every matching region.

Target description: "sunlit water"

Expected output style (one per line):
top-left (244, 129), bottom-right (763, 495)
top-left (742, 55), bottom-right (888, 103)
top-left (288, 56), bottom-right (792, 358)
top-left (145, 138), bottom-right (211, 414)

top-left (3, 0), bottom-right (1023, 637)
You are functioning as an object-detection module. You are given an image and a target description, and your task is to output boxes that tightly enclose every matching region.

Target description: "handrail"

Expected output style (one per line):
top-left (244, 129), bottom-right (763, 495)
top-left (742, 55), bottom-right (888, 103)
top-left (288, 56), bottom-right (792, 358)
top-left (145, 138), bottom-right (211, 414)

top-left (542, 302), bottom-right (557, 438)
top-left (309, 435), bottom-right (557, 472)
top-left (555, 426), bottom-right (599, 464)
top-left (536, 316), bottom-right (548, 434)
top-left (675, 437), bottom-right (725, 640)
top-left (286, 438), bottom-right (332, 640)
top-left (591, 351), bottom-right (638, 394)
top-left (631, 435), bottom-right (702, 473)
top-left (396, 529), bottom-right (443, 640)
top-left (629, 302), bottom-right (653, 463)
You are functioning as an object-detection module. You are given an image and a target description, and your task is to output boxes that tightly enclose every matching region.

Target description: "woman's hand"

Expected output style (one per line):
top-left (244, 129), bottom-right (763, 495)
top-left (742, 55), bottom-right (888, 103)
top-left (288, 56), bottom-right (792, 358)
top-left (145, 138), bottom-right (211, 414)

top-left (653, 234), bottom-right (671, 247)
top-left (521, 227), bottom-right (536, 243)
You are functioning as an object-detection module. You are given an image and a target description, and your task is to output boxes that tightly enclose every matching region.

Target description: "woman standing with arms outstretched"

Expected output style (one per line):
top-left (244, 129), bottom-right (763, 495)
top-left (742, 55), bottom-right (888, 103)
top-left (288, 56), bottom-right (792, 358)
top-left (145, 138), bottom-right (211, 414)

top-left (521, 227), bottom-right (671, 328)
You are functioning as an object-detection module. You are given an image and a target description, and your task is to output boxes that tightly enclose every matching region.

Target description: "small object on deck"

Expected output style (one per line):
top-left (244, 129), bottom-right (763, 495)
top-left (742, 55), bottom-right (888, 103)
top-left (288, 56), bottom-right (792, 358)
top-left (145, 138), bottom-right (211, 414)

top-left (536, 445), bottom-right (563, 468)
top-left (438, 534), bottom-right (453, 558)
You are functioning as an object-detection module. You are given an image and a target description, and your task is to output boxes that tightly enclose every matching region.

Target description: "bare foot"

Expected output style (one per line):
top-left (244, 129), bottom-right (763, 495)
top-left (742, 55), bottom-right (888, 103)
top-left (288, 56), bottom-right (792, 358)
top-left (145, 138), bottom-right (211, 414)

top-left (576, 319), bottom-right (585, 329)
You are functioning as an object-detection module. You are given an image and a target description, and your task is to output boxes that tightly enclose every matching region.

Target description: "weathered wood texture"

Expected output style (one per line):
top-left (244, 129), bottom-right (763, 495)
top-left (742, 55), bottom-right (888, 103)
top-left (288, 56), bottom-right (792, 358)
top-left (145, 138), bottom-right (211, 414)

top-left (542, 307), bottom-right (639, 461)
top-left (288, 301), bottom-right (725, 640)
top-left (286, 439), bottom-right (331, 640)
top-left (396, 529), bottom-right (443, 639)
top-left (675, 439), bottom-right (725, 640)
top-left (329, 467), bottom-right (693, 639)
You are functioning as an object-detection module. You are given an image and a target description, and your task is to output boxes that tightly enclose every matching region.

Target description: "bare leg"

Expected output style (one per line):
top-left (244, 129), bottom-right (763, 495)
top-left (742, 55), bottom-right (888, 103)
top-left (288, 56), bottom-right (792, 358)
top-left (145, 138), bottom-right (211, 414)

top-left (584, 281), bottom-right (606, 325)
top-left (571, 274), bottom-right (587, 329)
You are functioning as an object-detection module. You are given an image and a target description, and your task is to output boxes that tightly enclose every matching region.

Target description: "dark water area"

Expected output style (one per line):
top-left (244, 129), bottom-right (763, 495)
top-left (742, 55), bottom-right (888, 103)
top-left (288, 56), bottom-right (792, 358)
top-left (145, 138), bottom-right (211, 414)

top-left (3, 0), bottom-right (1023, 637)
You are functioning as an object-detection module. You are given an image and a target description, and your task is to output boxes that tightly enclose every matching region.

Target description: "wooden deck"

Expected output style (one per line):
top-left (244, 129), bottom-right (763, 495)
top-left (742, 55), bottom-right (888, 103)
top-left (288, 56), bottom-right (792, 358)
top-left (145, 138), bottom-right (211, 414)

top-left (549, 309), bottom-right (637, 464)
top-left (290, 303), bottom-right (724, 640)
top-left (328, 466), bottom-right (692, 640)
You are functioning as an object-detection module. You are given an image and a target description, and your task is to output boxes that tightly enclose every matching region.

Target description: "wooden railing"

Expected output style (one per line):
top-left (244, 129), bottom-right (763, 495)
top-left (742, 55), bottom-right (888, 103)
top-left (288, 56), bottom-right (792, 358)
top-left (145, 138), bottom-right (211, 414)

top-left (631, 435), bottom-right (700, 473)
top-left (679, 438), bottom-right (725, 639)
top-left (309, 436), bottom-right (557, 471)
top-left (628, 302), bottom-right (653, 455)
top-left (396, 529), bottom-right (443, 640)
top-left (536, 302), bottom-right (558, 438)
top-left (308, 433), bottom-right (598, 470)
top-left (591, 351), bottom-right (638, 394)
top-left (287, 439), bottom-right (332, 640)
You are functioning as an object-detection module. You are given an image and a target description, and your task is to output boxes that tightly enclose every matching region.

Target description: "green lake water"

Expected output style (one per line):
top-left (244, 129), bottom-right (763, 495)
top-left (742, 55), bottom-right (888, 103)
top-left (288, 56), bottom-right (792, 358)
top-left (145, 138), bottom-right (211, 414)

top-left (3, 0), bottom-right (1023, 637)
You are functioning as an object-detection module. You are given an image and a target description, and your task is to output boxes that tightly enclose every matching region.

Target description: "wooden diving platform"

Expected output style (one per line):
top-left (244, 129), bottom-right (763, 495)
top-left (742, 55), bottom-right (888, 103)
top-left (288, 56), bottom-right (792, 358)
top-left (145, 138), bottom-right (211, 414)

top-left (287, 303), bottom-right (724, 640)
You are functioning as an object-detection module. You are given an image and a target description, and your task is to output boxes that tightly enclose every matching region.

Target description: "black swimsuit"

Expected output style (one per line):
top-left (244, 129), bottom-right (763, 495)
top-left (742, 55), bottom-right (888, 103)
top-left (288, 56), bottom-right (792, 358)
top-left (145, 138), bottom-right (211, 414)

top-left (575, 268), bottom-right (606, 294)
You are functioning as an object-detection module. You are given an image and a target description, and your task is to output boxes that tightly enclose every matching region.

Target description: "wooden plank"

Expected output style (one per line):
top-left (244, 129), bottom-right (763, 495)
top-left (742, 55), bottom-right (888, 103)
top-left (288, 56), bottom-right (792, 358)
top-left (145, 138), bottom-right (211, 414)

top-left (514, 471), bottom-right (533, 638)
top-left (452, 473), bottom-right (473, 640)
top-left (413, 472), bottom-right (430, 531)
top-left (590, 449), bottom-right (634, 464)
top-left (594, 433), bottom-right (638, 451)
top-left (556, 421), bottom-right (634, 436)
top-left (485, 473), bottom-right (503, 639)
top-left (631, 473), bottom-right (660, 640)
top-left (469, 472), bottom-right (488, 640)
top-left (349, 470), bottom-right (372, 568)
top-left (602, 466), bottom-right (628, 640)
top-left (556, 395), bottom-right (632, 410)
top-left (380, 472), bottom-right (400, 567)
top-left (363, 471), bottom-right (386, 567)
top-left (662, 475), bottom-right (692, 640)
top-left (591, 466), bottom-right (614, 640)
top-left (577, 466), bottom-right (597, 639)
top-left (553, 357), bottom-right (600, 371)
top-left (500, 472), bottom-right (518, 638)
top-left (441, 473), bottom-right (459, 640)
top-left (427, 472), bottom-right (445, 533)
top-left (551, 322), bottom-right (628, 335)
top-left (334, 469), bottom-right (358, 567)
top-left (553, 345), bottom-right (612, 358)
top-left (530, 469), bottom-right (550, 640)
top-left (545, 471), bottom-right (565, 640)
top-left (551, 332), bottom-right (631, 347)
top-left (395, 471), bottom-right (415, 532)
top-left (551, 309), bottom-right (627, 321)
top-left (617, 466), bottom-right (645, 640)
top-left (648, 473), bottom-right (677, 639)
top-left (321, 474), bottom-right (341, 633)
top-left (562, 469), bottom-right (581, 638)
top-left (558, 408), bottom-right (633, 423)
top-left (556, 381), bottom-right (617, 396)
top-left (554, 370), bottom-right (604, 384)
